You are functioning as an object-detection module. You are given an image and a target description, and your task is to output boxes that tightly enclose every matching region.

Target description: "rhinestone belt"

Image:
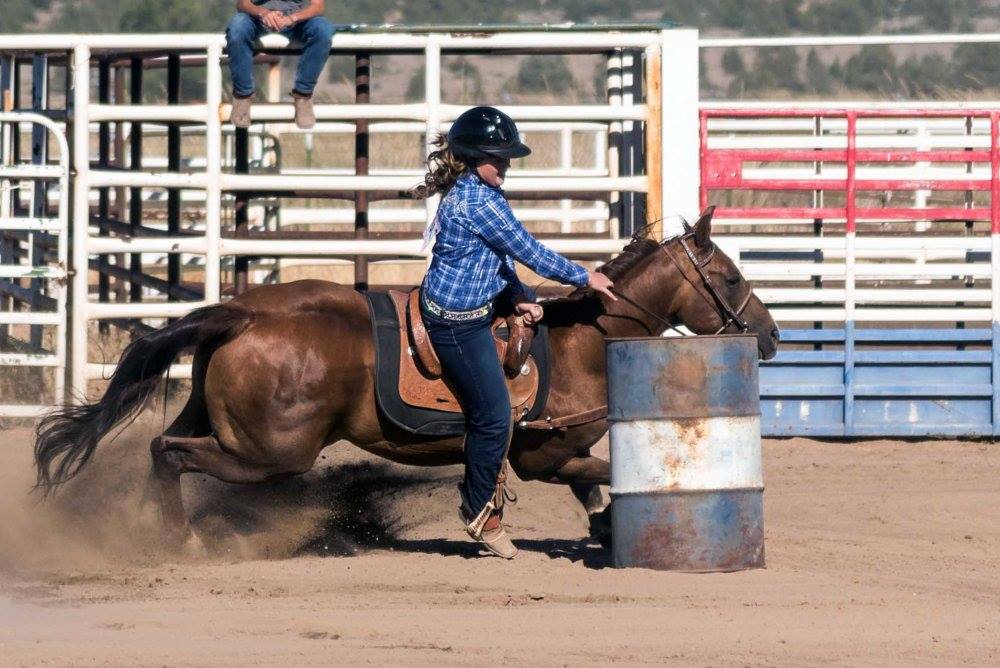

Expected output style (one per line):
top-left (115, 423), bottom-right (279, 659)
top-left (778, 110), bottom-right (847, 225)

top-left (421, 294), bottom-right (491, 322)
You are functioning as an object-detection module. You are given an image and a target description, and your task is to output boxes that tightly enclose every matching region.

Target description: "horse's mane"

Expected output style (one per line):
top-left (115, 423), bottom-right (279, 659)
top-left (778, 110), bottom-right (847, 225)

top-left (596, 235), bottom-right (661, 283)
top-left (543, 227), bottom-right (664, 325)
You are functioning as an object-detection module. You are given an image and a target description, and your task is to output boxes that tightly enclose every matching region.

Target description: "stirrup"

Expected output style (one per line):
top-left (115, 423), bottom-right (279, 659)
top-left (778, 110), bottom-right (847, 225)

top-left (459, 497), bottom-right (497, 540)
top-left (459, 462), bottom-right (515, 539)
top-left (459, 495), bottom-right (517, 559)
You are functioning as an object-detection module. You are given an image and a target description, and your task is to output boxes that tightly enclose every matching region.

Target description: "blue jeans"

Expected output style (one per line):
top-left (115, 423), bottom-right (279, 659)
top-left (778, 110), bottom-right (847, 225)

top-left (225, 13), bottom-right (335, 97)
top-left (422, 301), bottom-right (512, 517)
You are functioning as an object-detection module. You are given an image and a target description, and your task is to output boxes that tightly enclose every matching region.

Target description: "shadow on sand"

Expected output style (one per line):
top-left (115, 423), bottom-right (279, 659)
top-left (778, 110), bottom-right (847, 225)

top-left (385, 537), bottom-right (612, 569)
top-left (186, 459), bottom-right (610, 568)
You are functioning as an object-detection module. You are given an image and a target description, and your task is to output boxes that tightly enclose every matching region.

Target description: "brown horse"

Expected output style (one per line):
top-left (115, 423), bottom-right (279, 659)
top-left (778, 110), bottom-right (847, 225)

top-left (35, 209), bottom-right (779, 547)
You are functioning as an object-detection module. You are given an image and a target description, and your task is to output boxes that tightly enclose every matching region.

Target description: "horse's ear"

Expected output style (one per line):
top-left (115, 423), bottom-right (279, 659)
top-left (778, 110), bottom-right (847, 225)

top-left (693, 206), bottom-right (714, 248)
top-left (681, 217), bottom-right (693, 234)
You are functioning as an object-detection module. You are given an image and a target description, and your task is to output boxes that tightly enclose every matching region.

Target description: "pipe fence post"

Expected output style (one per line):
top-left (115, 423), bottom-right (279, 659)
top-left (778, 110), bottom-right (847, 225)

top-left (990, 112), bottom-right (1000, 436)
top-left (354, 52), bottom-right (370, 290)
top-left (607, 49), bottom-right (622, 239)
top-left (659, 28), bottom-right (699, 238)
top-left (167, 54), bottom-right (182, 301)
top-left (423, 37), bottom-right (441, 267)
top-left (128, 57), bottom-right (143, 306)
top-left (70, 44), bottom-right (91, 403)
top-left (204, 43), bottom-right (222, 304)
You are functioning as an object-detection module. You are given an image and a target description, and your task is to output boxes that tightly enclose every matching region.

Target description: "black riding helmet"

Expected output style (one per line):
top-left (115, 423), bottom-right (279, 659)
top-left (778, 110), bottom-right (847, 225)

top-left (447, 106), bottom-right (531, 161)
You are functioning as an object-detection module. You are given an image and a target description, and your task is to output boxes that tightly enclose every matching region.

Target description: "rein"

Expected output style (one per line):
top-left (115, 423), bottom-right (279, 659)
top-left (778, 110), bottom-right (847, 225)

top-left (608, 286), bottom-right (687, 336)
top-left (519, 232), bottom-right (755, 431)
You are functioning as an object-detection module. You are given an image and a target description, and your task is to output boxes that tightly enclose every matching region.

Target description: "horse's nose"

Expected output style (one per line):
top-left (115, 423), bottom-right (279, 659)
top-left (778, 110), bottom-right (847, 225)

top-left (771, 327), bottom-right (780, 342)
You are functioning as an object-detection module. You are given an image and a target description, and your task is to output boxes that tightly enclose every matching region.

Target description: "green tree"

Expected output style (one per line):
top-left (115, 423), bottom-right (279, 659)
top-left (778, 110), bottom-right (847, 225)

top-left (0, 1), bottom-right (49, 32)
top-left (54, 0), bottom-right (228, 33)
top-left (804, 49), bottom-right (834, 94)
top-left (721, 48), bottom-right (746, 77)
top-left (843, 45), bottom-right (899, 92)
top-left (400, 0), bottom-right (513, 24)
top-left (804, 0), bottom-right (867, 35)
top-left (406, 64), bottom-right (425, 101)
top-left (899, 53), bottom-right (952, 98)
top-left (447, 58), bottom-right (483, 103)
top-left (953, 42), bottom-right (1000, 91)
top-left (746, 49), bottom-right (802, 92)
top-left (661, 0), bottom-right (706, 25)
top-left (516, 55), bottom-right (574, 94)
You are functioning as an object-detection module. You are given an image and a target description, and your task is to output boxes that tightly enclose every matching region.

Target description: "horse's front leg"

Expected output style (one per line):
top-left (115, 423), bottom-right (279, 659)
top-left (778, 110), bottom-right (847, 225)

top-left (550, 456), bottom-right (612, 547)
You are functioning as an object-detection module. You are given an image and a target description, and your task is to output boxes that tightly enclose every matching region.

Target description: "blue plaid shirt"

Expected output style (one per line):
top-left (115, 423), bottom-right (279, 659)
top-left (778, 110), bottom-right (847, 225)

top-left (422, 173), bottom-right (589, 310)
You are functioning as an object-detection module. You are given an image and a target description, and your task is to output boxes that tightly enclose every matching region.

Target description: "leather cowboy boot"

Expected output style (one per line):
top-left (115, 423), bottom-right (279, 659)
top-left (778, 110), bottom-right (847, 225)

top-left (459, 462), bottom-right (518, 559)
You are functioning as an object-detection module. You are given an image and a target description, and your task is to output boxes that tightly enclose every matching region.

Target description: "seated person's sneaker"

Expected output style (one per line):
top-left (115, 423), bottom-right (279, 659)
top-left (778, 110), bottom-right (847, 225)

top-left (291, 91), bottom-right (315, 129)
top-left (231, 95), bottom-right (252, 128)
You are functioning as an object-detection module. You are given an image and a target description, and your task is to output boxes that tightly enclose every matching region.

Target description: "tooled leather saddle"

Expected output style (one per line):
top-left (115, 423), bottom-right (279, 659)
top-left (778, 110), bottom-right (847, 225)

top-left (365, 288), bottom-right (551, 437)
top-left (389, 288), bottom-right (540, 414)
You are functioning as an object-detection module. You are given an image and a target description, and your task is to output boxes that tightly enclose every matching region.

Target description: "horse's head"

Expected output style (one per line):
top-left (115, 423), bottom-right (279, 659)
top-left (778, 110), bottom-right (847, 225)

top-left (663, 207), bottom-right (779, 360)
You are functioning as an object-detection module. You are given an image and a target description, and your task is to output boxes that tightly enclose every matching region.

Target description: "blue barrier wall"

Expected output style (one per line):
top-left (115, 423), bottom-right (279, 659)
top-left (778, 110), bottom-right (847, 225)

top-left (760, 328), bottom-right (998, 438)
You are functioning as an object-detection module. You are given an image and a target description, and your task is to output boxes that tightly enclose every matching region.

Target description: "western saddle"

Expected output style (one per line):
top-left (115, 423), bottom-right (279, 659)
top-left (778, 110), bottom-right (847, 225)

top-left (387, 288), bottom-right (540, 417)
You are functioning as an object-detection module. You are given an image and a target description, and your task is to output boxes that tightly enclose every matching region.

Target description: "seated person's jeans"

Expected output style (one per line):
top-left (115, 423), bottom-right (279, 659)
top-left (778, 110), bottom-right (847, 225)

top-left (225, 12), bottom-right (335, 97)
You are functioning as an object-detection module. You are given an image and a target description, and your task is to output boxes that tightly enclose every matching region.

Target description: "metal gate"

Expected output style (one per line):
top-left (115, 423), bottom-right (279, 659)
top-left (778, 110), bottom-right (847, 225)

top-left (703, 107), bottom-right (1000, 436)
top-left (0, 112), bottom-right (70, 417)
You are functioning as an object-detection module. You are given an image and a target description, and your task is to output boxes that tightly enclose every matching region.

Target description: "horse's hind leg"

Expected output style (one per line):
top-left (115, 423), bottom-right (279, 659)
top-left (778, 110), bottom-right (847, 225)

top-left (149, 391), bottom-right (211, 542)
top-left (151, 430), bottom-right (278, 547)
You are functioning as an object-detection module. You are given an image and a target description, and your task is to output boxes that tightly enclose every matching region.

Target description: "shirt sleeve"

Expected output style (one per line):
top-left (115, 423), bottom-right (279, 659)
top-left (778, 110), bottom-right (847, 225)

top-left (498, 257), bottom-right (529, 299)
top-left (472, 193), bottom-right (590, 287)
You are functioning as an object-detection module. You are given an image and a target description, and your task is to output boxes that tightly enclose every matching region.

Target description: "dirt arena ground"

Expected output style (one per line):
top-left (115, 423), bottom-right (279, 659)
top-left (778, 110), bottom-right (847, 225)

top-left (1, 420), bottom-right (999, 666)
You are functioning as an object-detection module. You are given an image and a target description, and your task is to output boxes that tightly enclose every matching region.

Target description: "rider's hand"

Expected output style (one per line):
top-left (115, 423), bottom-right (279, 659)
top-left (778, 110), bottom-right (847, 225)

top-left (587, 271), bottom-right (617, 301)
top-left (515, 302), bottom-right (544, 325)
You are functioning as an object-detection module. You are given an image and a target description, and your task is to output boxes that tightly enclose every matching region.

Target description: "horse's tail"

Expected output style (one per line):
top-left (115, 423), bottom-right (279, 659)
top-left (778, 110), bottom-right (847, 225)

top-left (34, 303), bottom-right (252, 490)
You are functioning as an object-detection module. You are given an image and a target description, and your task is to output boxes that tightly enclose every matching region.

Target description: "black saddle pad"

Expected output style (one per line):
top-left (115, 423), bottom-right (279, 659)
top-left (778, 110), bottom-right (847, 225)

top-left (365, 290), bottom-right (551, 437)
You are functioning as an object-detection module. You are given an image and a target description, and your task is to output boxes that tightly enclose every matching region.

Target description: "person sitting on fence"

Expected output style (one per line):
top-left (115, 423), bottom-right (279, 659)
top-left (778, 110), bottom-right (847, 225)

top-left (226, 0), bottom-right (336, 130)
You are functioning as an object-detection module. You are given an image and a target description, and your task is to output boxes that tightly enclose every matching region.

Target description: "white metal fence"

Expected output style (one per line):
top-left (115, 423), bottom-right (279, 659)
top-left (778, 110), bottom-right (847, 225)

top-left (2, 27), bottom-right (1000, 412)
top-left (0, 112), bottom-right (69, 417)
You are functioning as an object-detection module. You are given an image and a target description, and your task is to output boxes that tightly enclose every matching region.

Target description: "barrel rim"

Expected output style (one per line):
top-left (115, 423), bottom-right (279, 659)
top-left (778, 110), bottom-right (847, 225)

top-left (605, 334), bottom-right (758, 343)
top-left (607, 409), bottom-right (761, 421)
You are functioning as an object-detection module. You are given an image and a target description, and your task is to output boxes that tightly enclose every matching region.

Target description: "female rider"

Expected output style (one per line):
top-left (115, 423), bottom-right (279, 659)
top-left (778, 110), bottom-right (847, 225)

top-left (418, 106), bottom-right (616, 558)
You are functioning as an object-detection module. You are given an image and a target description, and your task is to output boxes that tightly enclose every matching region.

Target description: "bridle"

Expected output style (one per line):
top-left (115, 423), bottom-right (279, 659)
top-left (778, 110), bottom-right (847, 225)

top-left (521, 232), bottom-right (758, 431)
top-left (608, 233), bottom-right (753, 336)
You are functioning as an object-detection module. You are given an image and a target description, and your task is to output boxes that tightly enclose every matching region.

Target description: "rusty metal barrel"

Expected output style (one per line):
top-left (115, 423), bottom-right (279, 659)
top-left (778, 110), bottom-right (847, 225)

top-left (607, 335), bottom-right (764, 571)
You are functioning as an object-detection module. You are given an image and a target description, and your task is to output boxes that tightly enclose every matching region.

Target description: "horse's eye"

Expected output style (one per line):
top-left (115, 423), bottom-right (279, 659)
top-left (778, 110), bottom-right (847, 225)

top-left (725, 276), bottom-right (741, 286)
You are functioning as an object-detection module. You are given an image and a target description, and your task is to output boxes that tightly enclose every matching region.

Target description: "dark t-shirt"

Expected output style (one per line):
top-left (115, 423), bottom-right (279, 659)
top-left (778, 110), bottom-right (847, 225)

top-left (252, 0), bottom-right (308, 12)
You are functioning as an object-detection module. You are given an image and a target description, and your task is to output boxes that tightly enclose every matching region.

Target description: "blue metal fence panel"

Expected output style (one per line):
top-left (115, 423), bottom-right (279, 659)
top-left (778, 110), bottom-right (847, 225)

top-left (760, 327), bottom-right (997, 438)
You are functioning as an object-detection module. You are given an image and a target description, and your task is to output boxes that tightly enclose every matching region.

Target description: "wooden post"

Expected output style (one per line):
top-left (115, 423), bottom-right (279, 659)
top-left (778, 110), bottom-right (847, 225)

top-left (644, 45), bottom-right (663, 240)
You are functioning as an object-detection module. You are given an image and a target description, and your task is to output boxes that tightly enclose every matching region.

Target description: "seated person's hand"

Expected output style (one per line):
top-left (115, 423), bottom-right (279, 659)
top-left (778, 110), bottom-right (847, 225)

top-left (515, 302), bottom-right (544, 325)
top-left (261, 10), bottom-right (287, 31)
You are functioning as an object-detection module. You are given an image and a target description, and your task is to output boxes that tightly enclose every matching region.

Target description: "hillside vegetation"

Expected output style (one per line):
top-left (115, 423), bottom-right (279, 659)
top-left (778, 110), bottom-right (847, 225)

top-left (5, 0), bottom-right (999, 98)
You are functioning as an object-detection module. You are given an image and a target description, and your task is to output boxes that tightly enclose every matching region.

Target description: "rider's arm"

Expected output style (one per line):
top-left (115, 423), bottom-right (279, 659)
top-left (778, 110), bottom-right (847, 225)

top-left (473, 194), bottom-right (589, 288)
